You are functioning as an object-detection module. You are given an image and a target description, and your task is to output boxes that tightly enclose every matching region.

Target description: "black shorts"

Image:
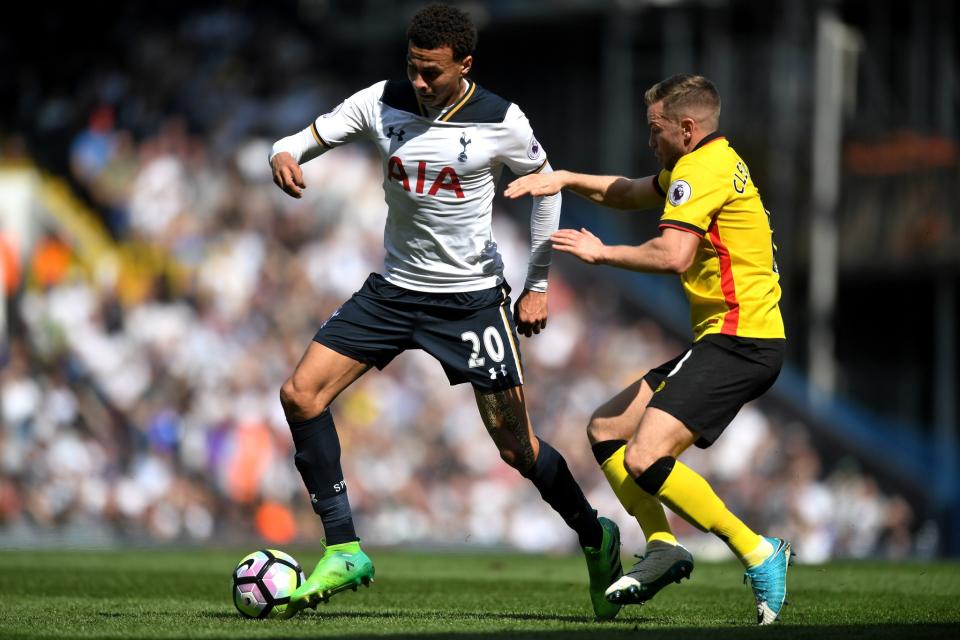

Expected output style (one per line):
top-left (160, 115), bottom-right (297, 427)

top-left (643, 334), bottom-right (785, 449)
top-left (314, 273), bottom-right (524, 392)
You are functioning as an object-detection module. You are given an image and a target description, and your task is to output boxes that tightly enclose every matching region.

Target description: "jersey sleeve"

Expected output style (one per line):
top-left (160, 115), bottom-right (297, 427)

top-left (653, 169), bottom-right (671, 197)
top-left (311, 81), bottom-right (384, 150)
top-left (495, 104), bottom-right (549, 176)
top-left (659, 159), bottom-right (727, 237)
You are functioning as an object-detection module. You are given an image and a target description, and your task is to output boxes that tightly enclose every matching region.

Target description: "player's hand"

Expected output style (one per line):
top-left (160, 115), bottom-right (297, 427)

top-left (271, 152), bottom-right (306, 198)
top-left (504, 171), bottom-right (567, 199)
top-left (550, 228), bottom-right (606, 264)
top-left (513, 289), bottom-right (548, 337)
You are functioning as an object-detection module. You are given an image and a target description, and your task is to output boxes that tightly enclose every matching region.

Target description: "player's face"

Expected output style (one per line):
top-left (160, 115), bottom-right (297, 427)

top-left (407, 44), bottom-right (472, 109)
top-left (647, 101), bottom-right (686, 170)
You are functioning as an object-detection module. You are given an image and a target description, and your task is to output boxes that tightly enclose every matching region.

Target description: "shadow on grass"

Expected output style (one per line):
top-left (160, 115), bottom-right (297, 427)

top-left (95, 624), bottom-right (960, 640)
top-left (203, 609), bottom-right (606, 624)
top-left (195, 610), bottom-right (960, 639)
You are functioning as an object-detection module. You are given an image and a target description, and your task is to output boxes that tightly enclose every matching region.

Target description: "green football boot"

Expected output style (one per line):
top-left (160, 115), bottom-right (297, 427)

top-left (581, 516), bottom-right (624, 621)
top-left (285, 541), bottom-right (374, 615)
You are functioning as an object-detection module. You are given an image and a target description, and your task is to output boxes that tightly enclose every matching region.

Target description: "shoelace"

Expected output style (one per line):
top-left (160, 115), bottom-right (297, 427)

top-left (629, 553), bottom-right (646, 570)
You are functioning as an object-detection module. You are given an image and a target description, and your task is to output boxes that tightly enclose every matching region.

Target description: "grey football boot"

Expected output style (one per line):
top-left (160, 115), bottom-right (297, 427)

top-left (605, 540), bottom-right (694, 605)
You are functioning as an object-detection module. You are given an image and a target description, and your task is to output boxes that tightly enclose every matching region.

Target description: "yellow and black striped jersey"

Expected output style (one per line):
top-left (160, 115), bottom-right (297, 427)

top-left (654, 132), bottom-right (785, 341)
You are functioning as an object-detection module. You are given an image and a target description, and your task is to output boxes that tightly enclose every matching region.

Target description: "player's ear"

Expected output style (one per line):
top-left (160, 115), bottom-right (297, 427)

top-left (459, 55), bottom-right (473, 76)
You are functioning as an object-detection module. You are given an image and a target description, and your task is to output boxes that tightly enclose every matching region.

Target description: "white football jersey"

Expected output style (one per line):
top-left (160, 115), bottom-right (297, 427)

top-left (309, 79), bottom-right (549, 292)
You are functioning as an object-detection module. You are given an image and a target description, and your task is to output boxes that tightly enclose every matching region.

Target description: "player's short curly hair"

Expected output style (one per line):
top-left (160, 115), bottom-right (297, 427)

top-left (645, 74), bottom-right (721, 127)
top-left (407, 3), bottom-right (477, 61)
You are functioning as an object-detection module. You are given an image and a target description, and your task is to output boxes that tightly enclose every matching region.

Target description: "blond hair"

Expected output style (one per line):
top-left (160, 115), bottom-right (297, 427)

top-left (644, 74), bottom-right (721, 129)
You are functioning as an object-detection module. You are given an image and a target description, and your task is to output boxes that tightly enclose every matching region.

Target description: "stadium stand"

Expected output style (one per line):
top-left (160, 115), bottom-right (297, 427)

top-left (0, 1), bottom-right (947, 558)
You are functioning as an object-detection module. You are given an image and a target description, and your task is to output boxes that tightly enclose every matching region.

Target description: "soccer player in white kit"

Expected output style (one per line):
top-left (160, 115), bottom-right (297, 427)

top-left (269, 3), bottom-right (623, 620)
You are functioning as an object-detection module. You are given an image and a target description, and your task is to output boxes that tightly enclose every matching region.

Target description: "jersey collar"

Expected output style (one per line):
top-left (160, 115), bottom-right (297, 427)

top-left (420, 79), bottom-right (476, 122)
top-left (693, 131), bottom-right (726, 152)
top-left (438, 79), bottom-right (476, 122)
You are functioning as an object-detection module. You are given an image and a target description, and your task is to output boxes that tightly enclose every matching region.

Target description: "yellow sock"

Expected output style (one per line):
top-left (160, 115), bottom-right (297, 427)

top-left (600, 445), bottom-right (677, 545)
top-left (739, 535), bottom-right (775, 568)
top-left (655, 460), bottom-right (765, 566)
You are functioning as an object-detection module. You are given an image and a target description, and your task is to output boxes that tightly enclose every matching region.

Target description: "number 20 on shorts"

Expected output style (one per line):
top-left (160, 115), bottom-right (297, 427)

top-left (460, 327), bottom-right (505, 368)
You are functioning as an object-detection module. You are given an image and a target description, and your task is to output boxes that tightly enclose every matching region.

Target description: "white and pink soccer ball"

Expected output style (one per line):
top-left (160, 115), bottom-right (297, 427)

top-left (232, 549), bottom-right (305, 619)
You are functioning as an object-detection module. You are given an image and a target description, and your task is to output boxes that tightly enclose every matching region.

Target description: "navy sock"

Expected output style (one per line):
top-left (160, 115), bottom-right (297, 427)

top-left (289, 409), bottom-right (357, 546)
top-left (522, 439), bottom-right (603, 548)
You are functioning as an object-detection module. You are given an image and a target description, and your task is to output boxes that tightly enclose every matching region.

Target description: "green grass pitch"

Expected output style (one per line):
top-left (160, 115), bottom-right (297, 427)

top-left (0, 549), bottom-right (957, 639)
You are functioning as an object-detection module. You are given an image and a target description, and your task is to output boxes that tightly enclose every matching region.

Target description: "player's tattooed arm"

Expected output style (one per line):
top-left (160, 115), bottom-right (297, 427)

top-left (475, 389), bottom-right (536, 472)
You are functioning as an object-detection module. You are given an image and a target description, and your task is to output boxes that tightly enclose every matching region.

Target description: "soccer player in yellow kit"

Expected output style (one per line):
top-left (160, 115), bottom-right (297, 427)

top-left (505, 74), bottom-right (791, 625)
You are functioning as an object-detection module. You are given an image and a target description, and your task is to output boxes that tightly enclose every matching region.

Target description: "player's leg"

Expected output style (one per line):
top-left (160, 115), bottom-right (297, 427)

top-left (412, 282), bottom-right (602, 545)
top-left (622, 339), bottom-right (780, 569)
top-left (280, 341), bottom-right (375, 613)
top-left (587, 378), bottom-right (677, 547)
top-left (280, 340), bottom-right (369, 546)
top-left (602, 407), bottom-right (696, 606)
top-left (413, 283), bottom-right (622, 619)
top-left (609, 336), bottom-right (790, 623)
top-left (414, 285), bottom-right (623, 619)
top-left (587, 375), bottom-right (695, 607)
top-left (282, 275), bottom-right (412, 614)
top-left (610, 408), bottom-right (783, 614)
top-left (474, 385), bottom-right (623, 621)
top-left (622, 407), bottom-right (766, 563)
top-left (437, 286), bottom-right (603, 549)
top-left (474, 385), bottom-right (603, 547)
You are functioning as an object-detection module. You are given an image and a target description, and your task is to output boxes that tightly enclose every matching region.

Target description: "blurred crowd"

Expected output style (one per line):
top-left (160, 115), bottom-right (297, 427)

top-left (0, 119), bottom-right (937, 560)
top-left (0, 5), bottom-right (939, 560)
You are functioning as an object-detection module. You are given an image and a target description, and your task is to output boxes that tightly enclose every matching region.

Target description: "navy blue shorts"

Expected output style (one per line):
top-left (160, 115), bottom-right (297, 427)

top-left (314, 273), bottom-right (525, 392)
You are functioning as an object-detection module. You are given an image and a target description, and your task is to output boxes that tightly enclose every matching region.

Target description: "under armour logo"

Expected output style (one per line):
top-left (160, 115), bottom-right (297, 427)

top-left (488, 364), bottom-right (507, 379)
top-left (387, 126), bottom-right (405, 141)
top-left (310, 493), bottom-right (318, 504)
top-left (320, 307), bottom-right (342, 329)
top-left (458, 132), bottom-right (471, 162)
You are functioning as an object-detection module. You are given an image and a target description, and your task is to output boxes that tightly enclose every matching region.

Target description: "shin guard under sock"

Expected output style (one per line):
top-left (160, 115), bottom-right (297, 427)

top-left (289, 409), bottom-right (357, 545)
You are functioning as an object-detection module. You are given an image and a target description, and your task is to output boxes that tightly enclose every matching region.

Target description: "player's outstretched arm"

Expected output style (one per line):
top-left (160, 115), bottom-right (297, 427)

top-left (551, 227), bottom-right (698, 274)
top-left (506, 170), bottom-right (662, 211)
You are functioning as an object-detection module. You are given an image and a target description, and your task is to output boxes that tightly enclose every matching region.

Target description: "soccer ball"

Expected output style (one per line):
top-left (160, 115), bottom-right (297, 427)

top-left (232, 549), bottom-right (305, 619)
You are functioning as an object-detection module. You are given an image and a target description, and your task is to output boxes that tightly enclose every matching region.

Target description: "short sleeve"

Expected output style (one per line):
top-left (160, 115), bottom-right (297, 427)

top-left (658, 159), bottom-right (726, 237)
top-left (496, 105), bottom-right (549, 176)
top-left (653, 169), bottom-right (671, 197)
top-left (311, 82), bottom-right (383, 149)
